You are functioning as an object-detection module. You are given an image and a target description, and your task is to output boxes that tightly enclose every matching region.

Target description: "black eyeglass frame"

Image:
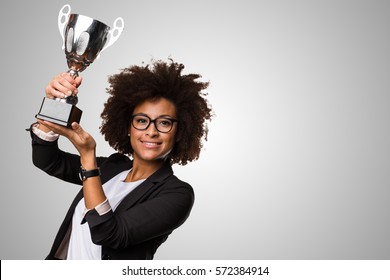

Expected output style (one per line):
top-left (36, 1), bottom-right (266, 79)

top-left (131, 114), bottom-right (178, 133)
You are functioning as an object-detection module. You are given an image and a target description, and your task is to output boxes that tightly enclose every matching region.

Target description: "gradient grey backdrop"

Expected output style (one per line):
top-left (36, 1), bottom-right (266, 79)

top-left (1, 0), bottom-right (389, 259)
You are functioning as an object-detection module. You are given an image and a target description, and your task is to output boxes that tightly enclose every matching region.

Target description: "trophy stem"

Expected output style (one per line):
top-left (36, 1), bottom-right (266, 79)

top-left (67, 69), bottom-right (79, 78)
top-left (66, 95), bottom-right (79, 105)
top-left (64, 69), bottom-right (79, 105)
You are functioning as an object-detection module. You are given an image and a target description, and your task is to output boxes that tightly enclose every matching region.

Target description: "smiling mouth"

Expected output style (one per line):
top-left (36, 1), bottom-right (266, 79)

top-left (141, 141), bottom-right (161, 147)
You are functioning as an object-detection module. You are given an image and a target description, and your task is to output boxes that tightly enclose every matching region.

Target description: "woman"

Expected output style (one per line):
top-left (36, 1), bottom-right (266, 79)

top-left (29, 60), bottom-right (212, 260)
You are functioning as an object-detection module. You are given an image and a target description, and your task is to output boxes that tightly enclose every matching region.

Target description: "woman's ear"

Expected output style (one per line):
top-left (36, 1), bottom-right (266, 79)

top-left (127, 126), bottom-right (131, 137)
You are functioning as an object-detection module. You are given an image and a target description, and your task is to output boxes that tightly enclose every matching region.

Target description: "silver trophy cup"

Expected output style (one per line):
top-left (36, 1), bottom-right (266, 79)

top-left (36, 4), bottom-right (124, 127)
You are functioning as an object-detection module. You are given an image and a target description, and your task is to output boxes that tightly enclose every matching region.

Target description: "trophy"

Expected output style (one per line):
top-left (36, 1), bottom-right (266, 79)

top-left (36, 4), bottom-right (124, 127)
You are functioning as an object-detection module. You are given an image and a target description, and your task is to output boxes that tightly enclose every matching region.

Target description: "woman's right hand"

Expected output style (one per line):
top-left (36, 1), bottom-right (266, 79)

top-left (45, 72), bottom-right (82, 99)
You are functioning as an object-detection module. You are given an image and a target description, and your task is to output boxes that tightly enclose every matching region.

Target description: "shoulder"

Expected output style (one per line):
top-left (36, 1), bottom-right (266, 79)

top-left (158, 174), bottom-right (195, 204)
top-left (150, 163), bottom-right (193, 194)
top-left (106, 152), bottom-right (131, 162)
top-left (166, 174), bottom-right (193, 190)
top-left (98, 153), bottom-right (131, 165)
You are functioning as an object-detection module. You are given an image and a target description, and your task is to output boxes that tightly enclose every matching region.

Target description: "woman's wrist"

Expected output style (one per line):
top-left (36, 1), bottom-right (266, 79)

top-left (80, 152), bottom-right (97, 170)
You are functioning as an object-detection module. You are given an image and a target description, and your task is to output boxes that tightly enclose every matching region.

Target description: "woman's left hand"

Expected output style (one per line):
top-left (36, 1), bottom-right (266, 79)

top-left (37, 120), bottom-right (96, 159)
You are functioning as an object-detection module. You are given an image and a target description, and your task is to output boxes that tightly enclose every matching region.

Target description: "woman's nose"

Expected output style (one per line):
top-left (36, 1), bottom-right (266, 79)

top-left (146, 121), bottom-right (159, 136)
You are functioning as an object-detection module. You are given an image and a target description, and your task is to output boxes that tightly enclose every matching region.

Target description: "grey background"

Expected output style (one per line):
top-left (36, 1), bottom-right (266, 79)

top-left (1, 0), bottom-right (389, 259)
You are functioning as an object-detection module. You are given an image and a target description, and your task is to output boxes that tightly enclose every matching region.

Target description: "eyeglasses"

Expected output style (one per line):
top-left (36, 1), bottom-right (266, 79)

top-left (131, 114), bottom-right (178, 133)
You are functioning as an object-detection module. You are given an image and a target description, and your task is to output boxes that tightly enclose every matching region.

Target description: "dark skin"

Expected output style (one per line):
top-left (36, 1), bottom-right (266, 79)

top-left (38, 73), bottom-right (178, 209)
top-left (99, 61), bottom-right (212, 165)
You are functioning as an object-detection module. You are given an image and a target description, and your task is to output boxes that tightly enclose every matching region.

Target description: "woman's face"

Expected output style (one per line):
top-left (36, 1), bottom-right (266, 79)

top-left (129, 98), bottom-right (177, 164)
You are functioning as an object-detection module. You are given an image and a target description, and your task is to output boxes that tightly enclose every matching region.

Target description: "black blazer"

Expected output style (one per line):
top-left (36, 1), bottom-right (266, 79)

top-left (30, 130), bottom-right (194, 260)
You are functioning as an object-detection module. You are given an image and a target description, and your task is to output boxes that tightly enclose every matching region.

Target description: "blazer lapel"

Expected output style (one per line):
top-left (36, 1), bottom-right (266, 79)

top-left (114, 162), bottom-right (173, 213)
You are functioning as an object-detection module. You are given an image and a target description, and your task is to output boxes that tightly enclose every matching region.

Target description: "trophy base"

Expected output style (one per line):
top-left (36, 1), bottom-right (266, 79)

top-left (35, 97), bottom-right (82, 127)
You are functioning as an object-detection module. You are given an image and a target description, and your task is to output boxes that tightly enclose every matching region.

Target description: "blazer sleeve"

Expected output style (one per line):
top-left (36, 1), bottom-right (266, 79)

top-left (30, 126), bottom-right (107, 185)
top-left (83, 179), bottom-right (194, 249)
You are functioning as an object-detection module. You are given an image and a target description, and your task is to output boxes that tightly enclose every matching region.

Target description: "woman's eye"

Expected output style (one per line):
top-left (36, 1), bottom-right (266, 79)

top-left (159, 119), bottom-right (172, 127)
top-left (136, 118), bottom-right (148, 123)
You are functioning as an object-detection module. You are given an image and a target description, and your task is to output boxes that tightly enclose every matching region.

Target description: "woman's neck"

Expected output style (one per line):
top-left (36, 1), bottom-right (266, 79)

top-left (125, 158), bottom-right (164, 182)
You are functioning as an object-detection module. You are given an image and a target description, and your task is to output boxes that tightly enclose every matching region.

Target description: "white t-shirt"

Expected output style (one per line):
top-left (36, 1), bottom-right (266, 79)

top-left (67, 169), bottom-right (145, 260)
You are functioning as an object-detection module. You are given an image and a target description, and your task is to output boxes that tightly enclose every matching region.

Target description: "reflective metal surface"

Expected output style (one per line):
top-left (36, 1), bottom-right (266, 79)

top-left (57, 4), bottom-right (124, 104)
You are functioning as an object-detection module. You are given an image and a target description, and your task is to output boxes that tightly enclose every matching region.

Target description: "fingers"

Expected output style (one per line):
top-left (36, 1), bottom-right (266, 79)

top-left (45, 73), bottom-right (81, 99)
top-left (38, 120), bottom-right (96, 156)
top-left (74, 76), bottom-right (83, 87)
top-left (71, 122), bottom-right (83, 133)
top-left (37, 120), bottom-right (70, 136)
top-left (70, 122), bottom-right (93, 145)
top-left (38, 120), bottom-right (85, 139)
top-left (37, 120), bottom-right (82, 147)
top-left (45, 83), bottom-right (72, 99)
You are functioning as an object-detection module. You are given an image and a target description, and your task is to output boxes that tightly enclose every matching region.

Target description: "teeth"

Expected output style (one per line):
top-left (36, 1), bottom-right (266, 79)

top-left (143, 141), bottom-right (159, 147)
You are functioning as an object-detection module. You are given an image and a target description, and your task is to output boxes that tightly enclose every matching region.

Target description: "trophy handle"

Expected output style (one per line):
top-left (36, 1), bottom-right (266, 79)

top-left (58, 4), bottom-right (71, 50)
top-left (98, 17), bottom-right (124, 58)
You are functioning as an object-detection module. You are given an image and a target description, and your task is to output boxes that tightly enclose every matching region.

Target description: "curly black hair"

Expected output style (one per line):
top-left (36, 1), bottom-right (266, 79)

top-left (100, 59), bottom-right (212, 165)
